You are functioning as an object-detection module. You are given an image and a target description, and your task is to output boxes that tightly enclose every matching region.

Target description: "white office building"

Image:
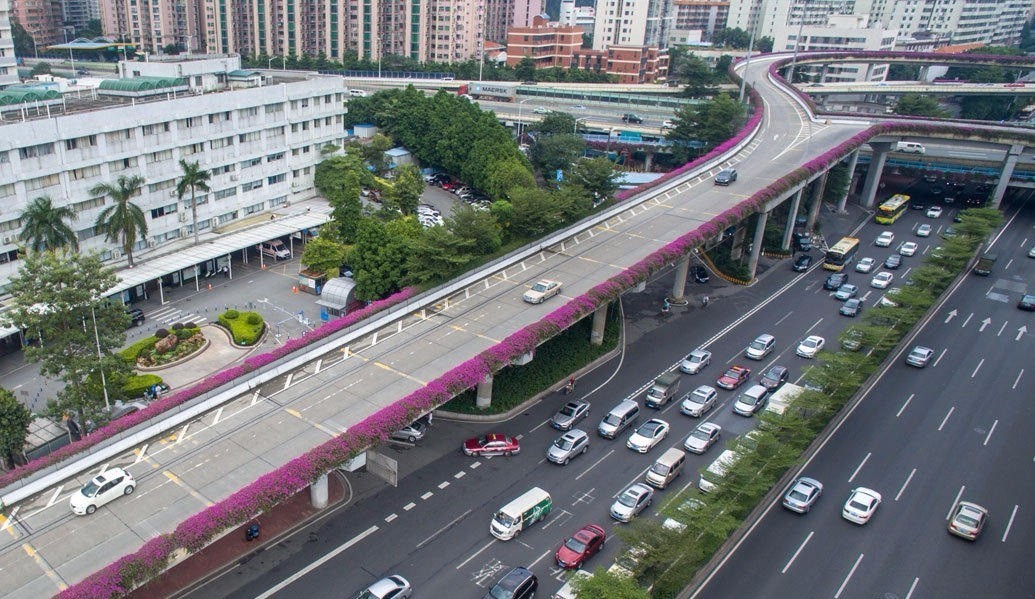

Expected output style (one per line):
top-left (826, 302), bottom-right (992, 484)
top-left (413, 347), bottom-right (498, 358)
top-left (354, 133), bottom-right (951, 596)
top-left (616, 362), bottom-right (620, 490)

top-left (0, 0), bottom-right (18, 88)
top-left (593, 0), bottom-right (673, 50)
top-left (0, 55), bottom-right (347, 289)
top-left (777, 14), bottom-right (897, 82)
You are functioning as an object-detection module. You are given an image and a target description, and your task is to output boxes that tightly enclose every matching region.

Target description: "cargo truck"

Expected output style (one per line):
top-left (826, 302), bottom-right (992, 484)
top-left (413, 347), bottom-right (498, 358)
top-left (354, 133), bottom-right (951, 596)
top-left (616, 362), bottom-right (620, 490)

top-left (644, 372), bottom-right (681, 408)
top-left (457, 83), bottom-right (518, 102)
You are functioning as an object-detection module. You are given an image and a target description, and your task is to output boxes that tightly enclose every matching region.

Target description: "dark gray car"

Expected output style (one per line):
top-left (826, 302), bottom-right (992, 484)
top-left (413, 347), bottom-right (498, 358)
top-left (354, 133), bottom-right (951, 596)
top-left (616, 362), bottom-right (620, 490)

top-left (551, 400), bottom-right (590, 431)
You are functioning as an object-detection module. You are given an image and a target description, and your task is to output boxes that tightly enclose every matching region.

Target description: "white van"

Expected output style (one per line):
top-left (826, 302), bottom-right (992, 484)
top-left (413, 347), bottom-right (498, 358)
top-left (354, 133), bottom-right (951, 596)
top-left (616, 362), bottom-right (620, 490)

top-left (258, 239), bottom-right (291, 260)
top-left (348, 88), bottom-right (368, 97)
top-left (645, 447), bottom-right (686, 489)
top-left (895, 141), bottom-right (925, 154)
top-left (699, 449), bottom-right (740, 493)
top-left (490, 487), bottom-right (552, 540)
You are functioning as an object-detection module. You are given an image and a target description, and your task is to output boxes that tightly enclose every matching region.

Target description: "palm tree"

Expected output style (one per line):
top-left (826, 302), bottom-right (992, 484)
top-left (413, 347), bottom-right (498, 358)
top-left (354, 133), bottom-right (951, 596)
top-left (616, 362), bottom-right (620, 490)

top-left (18, 196), bottom-right (79, 252)
top-left (176, 159), bottom-right (211, 245)
top-left (90, 175), bottom-right (148, 267)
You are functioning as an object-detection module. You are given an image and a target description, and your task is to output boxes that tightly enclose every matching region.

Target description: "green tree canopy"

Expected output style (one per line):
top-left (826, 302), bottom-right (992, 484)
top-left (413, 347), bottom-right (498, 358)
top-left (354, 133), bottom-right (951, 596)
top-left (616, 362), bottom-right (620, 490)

top-left (528, 133), bottom-right (586, 178)
top-left (894, 93), bottom-right (951, 118)
top-left (530, 111), bottom-right (578, 136)
top-left (447, 204), bottom-right (503, 254)
top-left (90, 175), bottom-right (148, 266)
top-left (176, 159), bottom-right (212, 245)
top-left (404, 226), bottom-right (475, 284)
top-left (571, 568), bottom-right (650, 599)
top-left (566, 157), bottom-right (619, 203)
top-left (19, 196), bottom-right (78, 253)
top-left (300, 235), bottom-right (351, 278)
top-left (385, 164), bottom-right (424, 215)
top-left (509, 187), bottom-right (566, 237)
top-left (0, 388), bottom-right (32, 469)
top-left (348, 217), bottom-right (421, 300)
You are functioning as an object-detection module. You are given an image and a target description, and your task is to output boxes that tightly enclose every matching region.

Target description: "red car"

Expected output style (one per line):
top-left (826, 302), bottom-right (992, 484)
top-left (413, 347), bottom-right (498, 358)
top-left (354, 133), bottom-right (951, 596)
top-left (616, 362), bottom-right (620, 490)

top-left (716, 366), bottom-right (751, 390)
top-left (463, 433), bottom-right (520, 457)
top-left (555, 524), bottom-right (606, 569)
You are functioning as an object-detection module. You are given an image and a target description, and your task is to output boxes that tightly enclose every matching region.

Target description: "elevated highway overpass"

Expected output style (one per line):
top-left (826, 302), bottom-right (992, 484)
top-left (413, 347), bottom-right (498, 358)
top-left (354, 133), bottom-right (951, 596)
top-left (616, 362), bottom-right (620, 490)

top-left (4, 52), bottom-right (1035, 597)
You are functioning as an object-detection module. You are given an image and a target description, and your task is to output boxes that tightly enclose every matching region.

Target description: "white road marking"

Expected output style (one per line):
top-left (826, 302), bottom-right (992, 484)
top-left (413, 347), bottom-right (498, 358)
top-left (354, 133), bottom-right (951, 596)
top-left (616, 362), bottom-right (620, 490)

top-left (403, 502), bottom-right (416, 511)
top-left (454, 471), bottom-right (466, 479)
top-left (529, 419), bottom-right (552, 433)
top-left (834, 553), bottom-right (864, 598)
top-left (961, 312), bottom-right (973, 328)
top-left (938, 406), bottom-right (955, 431)
top-left (971, 359), bottom-right (984, 378)
top-left (998, 321), bottom-right (1008, 336)
top-left (529, 549), bottom-right (552, 569)
top-left (895, 468), bottom-right (917, 501)
top-left (848, 452), bottom-right (871, 483)
top-left (576, 449), bottom-right (614, 481)
top-left (947, 486), bottom-right (965, 519)
top-left (385, 513), bottom-right (397, 523)
top-left (438, 481), bottom-right (450, 489)
top-left (781, 531), bottom-right (813, 574)
top-left (933, 348), bottom-right (948, 368)
top-left (1013, 369), bottom-right (1024, 390)
top-left (456, 539), bottom-right (496, 570)
top-left (896, 394), bottom-right (914, 418)
top-left (416, 508), bottom-right (472, 549)
top-left (773, 311), bottom-right (794, 326)
top-left (254, 525), bottom-right (378, 598)
top-left (1003, 505), bottom-right (1019, 542)
top-left (421, 491), bottom-right (433, 500)
top-left (470, 462), bottom-right (481, 469)
top-left (803, 317), bottom-right (824, 335)
top-left (905, 577), bottom-right (920, 599)
top-left (46, 487), bottom-right (62, 508)
top-left (983, 420), bottom-right (998, 446)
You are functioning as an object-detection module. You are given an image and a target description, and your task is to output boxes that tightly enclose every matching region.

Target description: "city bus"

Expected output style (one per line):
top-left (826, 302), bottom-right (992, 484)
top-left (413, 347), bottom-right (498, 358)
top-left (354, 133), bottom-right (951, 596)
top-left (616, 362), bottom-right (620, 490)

top-left (874, 194), bottom-right (910, 224)
top-left (823, 236), bottom-right (860, 271)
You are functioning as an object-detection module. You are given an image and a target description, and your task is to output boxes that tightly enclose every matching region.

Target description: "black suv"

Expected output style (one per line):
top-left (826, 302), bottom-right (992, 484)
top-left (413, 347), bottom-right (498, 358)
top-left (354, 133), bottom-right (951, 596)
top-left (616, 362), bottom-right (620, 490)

top-left (823, 272), bottom-right (848, 290)
top-left (125, 308), bottom-right (145, 327)
top-left (621, 113), bottom-right (644, 124)
top-left (792, 254), bottom-right (813, 272)
top-left (483, 567), bottom-right (538, 599)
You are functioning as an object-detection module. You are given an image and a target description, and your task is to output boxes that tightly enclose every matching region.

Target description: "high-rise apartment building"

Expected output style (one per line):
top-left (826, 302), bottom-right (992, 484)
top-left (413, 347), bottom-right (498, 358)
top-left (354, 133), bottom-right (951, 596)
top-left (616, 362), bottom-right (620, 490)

top-left (1, 0), bottom-right (19, 88)
top-left (11, 0), bottom-right (64, 47)
top-left (593, 0), bottom-right (672, 50)
top-left (777, 14), bottom-right (896, 81)
top-left (62, 0), bottom-right (101, 33)
top-left (100, 0), bottom-right (201, 54)
top-left (557, 0), bottom-right (594, 34)
top-left (670, 0), bottom-right (728, 43)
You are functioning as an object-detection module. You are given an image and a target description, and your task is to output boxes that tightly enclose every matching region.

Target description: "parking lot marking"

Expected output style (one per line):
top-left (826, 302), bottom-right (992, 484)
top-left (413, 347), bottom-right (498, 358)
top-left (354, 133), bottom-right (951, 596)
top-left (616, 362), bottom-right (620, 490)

top-left (0, 508), bottom-right (19, 535)
top-left (421, 491), bottom-right (433, 500)
top-left (933, 348), bottom-right (948, 368)
top-left (1003, 505), bottom-right (1019, 542)
top-left (1013, 369), bottom-right (1023, 389)
top-left (529, 549), bottom-right (551, 569)
top-left (895, 468), bottom-right (917, 501)
top-left (896, 394), bottom-right (914, 418)
top-left (834, 553), bottom-right (864, 598)
top-left (438, 481), bottom-right (450, 489)
top-left (937, 406), bottom-right (955, 431)
top-left (385, 513), bottom-right (397, 523)
top-left (175, 423), bottom-right (190, 445)
top-left (417, 508), bottom-right (472, 550)
top-left (781, 531), bottom-right (813, 574)
top-left (848, 452), bottom-right (870, 483)
top-left (947, 486), bottom-right (966, 519)
top-left (255, 525), bottom-right (379, 599)
top-left (403, 502), bottom-right (416, 511)
top-left (211, 407), bottom-right (224, 425)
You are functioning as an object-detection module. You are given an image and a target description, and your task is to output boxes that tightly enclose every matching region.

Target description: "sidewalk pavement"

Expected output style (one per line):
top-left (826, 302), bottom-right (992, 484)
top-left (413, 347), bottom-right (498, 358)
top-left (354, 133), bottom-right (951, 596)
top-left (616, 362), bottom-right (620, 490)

top-left (147, 325), bottom-right (254, 390)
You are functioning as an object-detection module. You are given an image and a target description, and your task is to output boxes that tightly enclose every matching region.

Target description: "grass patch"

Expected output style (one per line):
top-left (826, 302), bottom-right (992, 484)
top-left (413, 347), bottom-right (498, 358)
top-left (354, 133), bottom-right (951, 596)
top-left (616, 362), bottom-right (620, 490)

top-left (442, 302), bottom-right (621, 414)
top-left (217, 310), bottom-right (265, 345)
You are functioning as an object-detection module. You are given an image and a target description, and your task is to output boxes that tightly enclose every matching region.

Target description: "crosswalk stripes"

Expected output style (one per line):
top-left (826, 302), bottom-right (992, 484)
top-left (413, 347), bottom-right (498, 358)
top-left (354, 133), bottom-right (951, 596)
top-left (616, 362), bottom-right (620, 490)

top-left (147, 306), bottom-right (209, 326)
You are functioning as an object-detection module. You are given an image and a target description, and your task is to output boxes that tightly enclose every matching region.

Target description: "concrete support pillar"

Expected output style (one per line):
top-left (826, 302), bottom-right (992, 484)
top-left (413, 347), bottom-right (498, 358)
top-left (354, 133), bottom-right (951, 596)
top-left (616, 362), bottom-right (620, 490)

top-left (671, 257), bottom-right (690, 302)
top-left (992, 144), bottom-right (1023, 208)
top-left (644, 152), bottom-right (654, 172)
top-left (475, 374), bottom-right (493, 409)
top-left (730, 226), bottom-right (747, 260)
top-left (590, 305), bottom-right (608, 345)
top-left (747, 210), bottom-right (769, 280)
top-left (310, 473), bottom-right (329, 509)
top-left (860, 142), bottom-right (891, 208)
top-left (806, 172), bottom-right (827, 231)
top-left (781, 189), bottom-right (804, 251)
top-left (838, 150), bottom-right (860, 212)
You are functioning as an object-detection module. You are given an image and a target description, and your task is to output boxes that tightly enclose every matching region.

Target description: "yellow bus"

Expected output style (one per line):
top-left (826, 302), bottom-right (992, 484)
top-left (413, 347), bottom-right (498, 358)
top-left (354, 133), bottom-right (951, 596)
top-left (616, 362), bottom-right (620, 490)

top-left (874, 194), bottom-right (910, 224)
top-left (823, 236), bottom-right (860, 271)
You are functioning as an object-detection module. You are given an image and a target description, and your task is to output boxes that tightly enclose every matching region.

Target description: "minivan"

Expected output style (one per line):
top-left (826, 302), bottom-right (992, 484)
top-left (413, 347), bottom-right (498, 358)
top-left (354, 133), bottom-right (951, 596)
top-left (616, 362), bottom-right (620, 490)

top-left (645, 448), bottom-right (686, 489)
top-left (258, 239), bottom-right (291, 260)
top-left (745, 334), bottom-right (775, 360)
top-left (348, 88), bottom-right (368, 97)
top-left (598, 400), bottom-right (640, 439)
top-left (895, 141), bottom-right (925, 154)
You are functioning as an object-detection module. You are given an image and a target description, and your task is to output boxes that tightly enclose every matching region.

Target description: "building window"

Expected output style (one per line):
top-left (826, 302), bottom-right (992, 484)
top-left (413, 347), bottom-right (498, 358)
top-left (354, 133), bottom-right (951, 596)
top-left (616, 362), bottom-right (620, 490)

top-left (19, 143), bottom-right (56, 159)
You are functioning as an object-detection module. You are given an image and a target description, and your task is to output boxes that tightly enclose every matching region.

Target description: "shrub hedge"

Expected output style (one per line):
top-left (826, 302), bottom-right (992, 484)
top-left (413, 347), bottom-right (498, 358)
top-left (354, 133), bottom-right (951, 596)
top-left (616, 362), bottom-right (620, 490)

top-left (121, 374), bottom-right (164, 397)
top-left (217, 310), bottom-right (264, 346)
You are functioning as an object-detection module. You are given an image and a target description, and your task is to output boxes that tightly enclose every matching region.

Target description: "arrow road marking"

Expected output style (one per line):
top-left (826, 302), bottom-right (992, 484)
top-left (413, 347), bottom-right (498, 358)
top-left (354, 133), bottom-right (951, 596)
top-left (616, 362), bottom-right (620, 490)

top-left (944, 309), bottom-right (958, 324)
top-left (979, 318), bottom-right (991, 332)
top-left (1018, 325), bottom-right (1028, 341)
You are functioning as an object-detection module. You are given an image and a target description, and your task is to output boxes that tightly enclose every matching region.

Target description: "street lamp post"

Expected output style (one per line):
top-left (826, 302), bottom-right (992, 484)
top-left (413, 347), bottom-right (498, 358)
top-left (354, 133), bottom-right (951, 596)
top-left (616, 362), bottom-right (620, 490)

top-left (737, 17), bottom-right (758, 104)
top-left (517, 98), bottom-right (530, 142)
top-left (62, 27), bottom-right (77, 79)
top-left (268, 57), bottom-right (276, 70)
top-left (574, 117), bottom-right (587, 135)
top-left (88, 306), bottom-right (110, 412)
top-left (788, 5), bottom-right (807, 84)
top-left (33, 38), bottom-right (38, 59)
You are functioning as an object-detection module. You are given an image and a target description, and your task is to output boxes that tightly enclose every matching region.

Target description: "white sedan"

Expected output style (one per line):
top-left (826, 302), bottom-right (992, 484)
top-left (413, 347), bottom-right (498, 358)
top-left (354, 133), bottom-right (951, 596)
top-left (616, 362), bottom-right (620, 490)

top-left (796, 335), bottom-right (825, 358)
top-left (927, 206), bottom-right (943, 218)
top-left (916, 224), bottom-right (932, 237)
top-left (875, 231), bottom-right (894, 247)
top-left (626, 419), bottom-right (670, 453)
top-left (523, 279), bottom-right (562, 304)
top-left (871, 271), bottom-right (894, 289)
top-left (842, 487), bottom-right (882, 525)
top-left (854, 257), bottom-right (876, 273)
top-left (70, 467), bottom-right (136, 515)
top-left (899, 241), bottom-right (919, 256)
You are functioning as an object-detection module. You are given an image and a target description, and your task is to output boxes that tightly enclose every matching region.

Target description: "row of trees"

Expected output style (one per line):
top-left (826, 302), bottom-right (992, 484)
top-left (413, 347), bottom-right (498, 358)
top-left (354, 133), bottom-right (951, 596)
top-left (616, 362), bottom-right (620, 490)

top-left (570, 207), bottom-right (1003, 598)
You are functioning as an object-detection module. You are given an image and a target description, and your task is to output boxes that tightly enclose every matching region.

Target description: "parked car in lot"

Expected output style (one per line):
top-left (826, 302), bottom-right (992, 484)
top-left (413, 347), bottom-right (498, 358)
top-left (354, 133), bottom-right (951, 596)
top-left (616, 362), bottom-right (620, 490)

top-left (610, 483), bottom-right (654, 522)
top-left (70, 467), bottom-right (135, 515)
top-left (854, 257), bottom-right (875, 273)
top-left (1019, 294), bottom-right (1035, 311)
top-left (680, 385), bottom-right (717, 417)
top-left (782, 477), bottom-right (823, 514)
top-left (679, 349), bottom-right (712, 374)
top-left (551, 400), bottom-right (590, 431)
top-left (793, 254), bottom-right (814, 272)
top-left (842, 487), bottom-right (882, 525)
top-left (626, 419), bottom-right (670, 453)
top-left (547, 429), bottom-right (589, 465)
top-left (905, 345), bottom-right (934, 367)
top-left (683, 422), bottom-right (721, 454)
top-left (125, 307), bottom-right (145, 327)
top-left (840, 298), bottom-right (863, 317)
top-left (947, 501), bottom-right (988, 540)
top-left (523, 279), bottom-right (562, 304)
top-left (714, 169), bottom-right (738, 185)
top-left (463, 433), bottom-right (520, 456)
top-left (555, 524), bottom-right (606, 569)
top-left (716, 365), bottom-right (751, 390)
top-left (875, 231), bottom-right (894, 247)
top-left (833, 283), bottom-right (859, 301)
top-left (759, 365), bottom-right (789, 390)
top-left (353, 574), bottom-right (412, 599)
top-left (796, 335), bottom-right (825, 358)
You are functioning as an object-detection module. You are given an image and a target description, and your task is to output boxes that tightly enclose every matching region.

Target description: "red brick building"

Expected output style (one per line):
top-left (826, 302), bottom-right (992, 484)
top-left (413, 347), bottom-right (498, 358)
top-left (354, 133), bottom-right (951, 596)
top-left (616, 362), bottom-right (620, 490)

top-left (506, 15), bottom-right (583, 68)
top-left (572, 45), bottom-right (668, 84)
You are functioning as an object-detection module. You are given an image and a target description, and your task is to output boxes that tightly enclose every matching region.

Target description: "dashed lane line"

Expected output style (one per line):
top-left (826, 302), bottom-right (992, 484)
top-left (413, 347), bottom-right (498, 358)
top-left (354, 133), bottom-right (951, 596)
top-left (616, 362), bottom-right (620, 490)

top-left (255, 525), bottom-right (379, 599)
